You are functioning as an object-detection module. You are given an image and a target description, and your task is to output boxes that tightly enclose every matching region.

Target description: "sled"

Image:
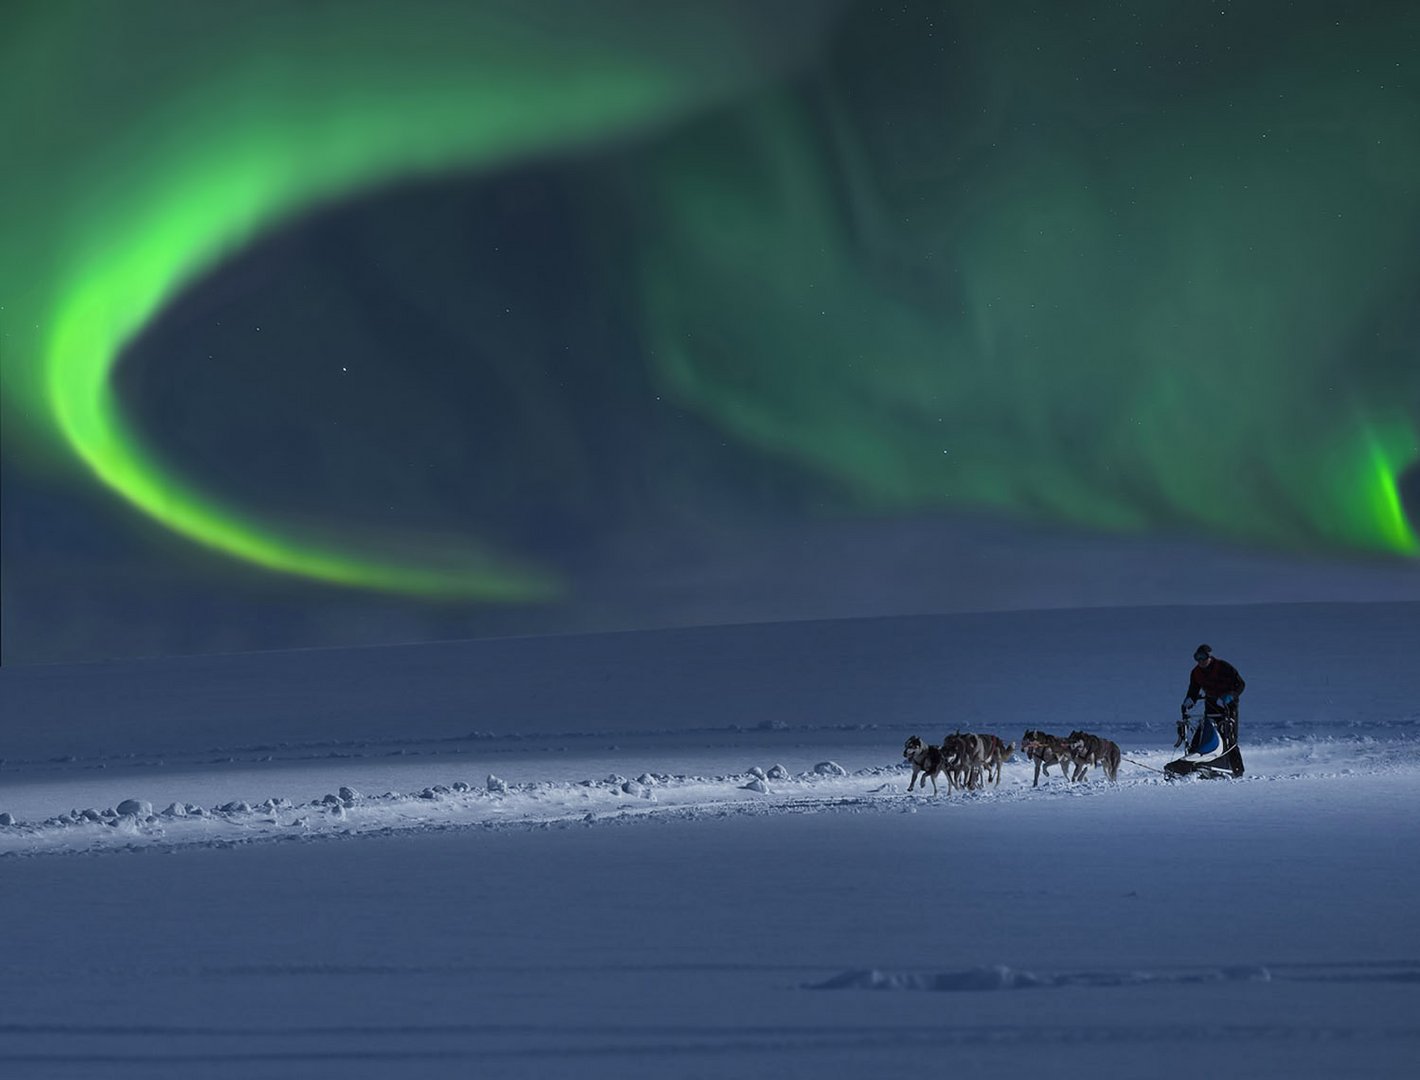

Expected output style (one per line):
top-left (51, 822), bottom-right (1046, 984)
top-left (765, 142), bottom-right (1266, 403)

top-left (1164, 712), bottom-right (1245, 779)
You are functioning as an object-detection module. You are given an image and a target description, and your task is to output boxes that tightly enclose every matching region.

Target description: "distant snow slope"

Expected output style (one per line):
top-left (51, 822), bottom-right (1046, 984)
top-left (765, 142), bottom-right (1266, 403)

top-left (4, 602), bottom-right (1417, 757)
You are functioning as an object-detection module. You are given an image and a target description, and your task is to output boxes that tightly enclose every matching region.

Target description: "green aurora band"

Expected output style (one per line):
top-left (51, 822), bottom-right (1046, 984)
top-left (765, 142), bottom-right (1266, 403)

top-left (2, 0), bottom-right (840, 597)
top-left (2, 1), bottom-right (1416, 601)
top-left (631, 3), bottom-right (1420, 559)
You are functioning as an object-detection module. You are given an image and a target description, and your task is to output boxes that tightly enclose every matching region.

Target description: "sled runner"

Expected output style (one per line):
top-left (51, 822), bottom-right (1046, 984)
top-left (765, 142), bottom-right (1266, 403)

top-left (1165, 711), bottom-right (1245, 779)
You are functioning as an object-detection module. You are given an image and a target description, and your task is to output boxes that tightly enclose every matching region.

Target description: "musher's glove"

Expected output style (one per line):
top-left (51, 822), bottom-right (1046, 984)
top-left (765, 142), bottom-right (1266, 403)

top-left (1180, 699), bottom-right (1194, 717)
top-left (1217, 694), bottom-right (1234, 707)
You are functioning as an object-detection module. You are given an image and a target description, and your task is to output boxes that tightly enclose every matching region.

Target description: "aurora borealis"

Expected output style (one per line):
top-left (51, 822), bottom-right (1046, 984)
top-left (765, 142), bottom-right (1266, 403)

top-left (3, 0), bottom-right (840, 598)
top-left (633, 2), bottom-right (1420, 557)
top-left (3, 0), bottom-right (1418, 661)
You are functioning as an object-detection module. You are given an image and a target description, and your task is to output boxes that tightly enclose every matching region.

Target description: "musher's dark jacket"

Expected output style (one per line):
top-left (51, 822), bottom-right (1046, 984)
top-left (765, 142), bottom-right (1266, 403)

top-left (1185, 658), bottom-right (1245, 705)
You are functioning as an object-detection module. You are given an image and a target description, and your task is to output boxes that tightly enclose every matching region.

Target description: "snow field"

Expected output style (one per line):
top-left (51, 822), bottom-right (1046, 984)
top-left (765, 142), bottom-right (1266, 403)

top-left (2, 603), bottom-right (1417, 1077)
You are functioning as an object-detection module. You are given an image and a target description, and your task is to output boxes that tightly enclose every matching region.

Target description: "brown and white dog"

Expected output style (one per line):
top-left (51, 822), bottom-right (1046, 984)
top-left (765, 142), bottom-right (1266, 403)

top-left (972, 733), bottom-right (1016, 787)
top-left (1021, 730), bottom-right (1072, 787)
top-left (903, 735), bottom-right (947, 794)
top-left (939, 732), bottom-right (1016, 791)
top-left (1066, 730), bottom-right (1121, 781)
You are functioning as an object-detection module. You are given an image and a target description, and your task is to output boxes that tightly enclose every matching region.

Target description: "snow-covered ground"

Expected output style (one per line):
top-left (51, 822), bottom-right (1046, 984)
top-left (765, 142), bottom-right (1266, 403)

top-left (2, 602), bottom-right (1418, 1077)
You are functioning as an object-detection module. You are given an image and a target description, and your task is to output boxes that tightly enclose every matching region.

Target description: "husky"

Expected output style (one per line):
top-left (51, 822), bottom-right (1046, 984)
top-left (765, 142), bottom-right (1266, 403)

top-left (903, 735), bottom-right (947, 794)
top-left (937, 732), bottom-right (1015, 791)
top-left (972, 733), bottom-right (1016, 787)
top-left (939, 732), bottom-right (978, 792)
top-left (1021, 730), bottom-right (1072, 787)
top-left (1066, 730), bottom-right (1121, 782)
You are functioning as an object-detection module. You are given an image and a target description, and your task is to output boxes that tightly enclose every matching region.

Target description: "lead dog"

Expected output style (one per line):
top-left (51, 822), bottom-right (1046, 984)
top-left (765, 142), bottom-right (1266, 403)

top-left (1066, 730), bottom-right (1121, 781)
top-left (903, 735), bottom-right (947, 794)
top-left (1021, 730), bottom-right (1072, 787)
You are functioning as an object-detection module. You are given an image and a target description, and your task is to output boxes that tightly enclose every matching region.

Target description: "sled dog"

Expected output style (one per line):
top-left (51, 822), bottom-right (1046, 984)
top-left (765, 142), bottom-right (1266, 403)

top-left (939, 732), bottom-right (976, 792)
top-left (1066, 730), bottom-right (1121, 782)
top-left (938, 732), bottom-right (1014, 791)
top-left (1021, 730), bottom-right (1072, 787)
top-left (973, 733), bottom-right (1015, 787)
top-left (903, 735), bottom-right (946, 794)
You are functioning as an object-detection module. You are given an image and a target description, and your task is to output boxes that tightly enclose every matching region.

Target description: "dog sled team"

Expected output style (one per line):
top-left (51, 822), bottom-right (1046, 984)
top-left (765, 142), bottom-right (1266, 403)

top-left (903, 729), bottom-right (1119, 794)
top-left (902, 643), bottom-right (1247, 792)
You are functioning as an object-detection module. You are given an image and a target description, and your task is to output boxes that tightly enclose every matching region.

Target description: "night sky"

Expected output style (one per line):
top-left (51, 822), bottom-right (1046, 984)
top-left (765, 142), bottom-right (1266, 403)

top-left (3, 0), bottom-right (1418, 664)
